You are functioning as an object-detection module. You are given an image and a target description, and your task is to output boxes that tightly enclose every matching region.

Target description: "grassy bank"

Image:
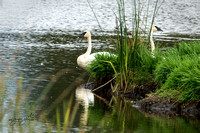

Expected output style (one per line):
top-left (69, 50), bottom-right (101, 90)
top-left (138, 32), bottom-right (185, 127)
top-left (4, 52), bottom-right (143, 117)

top-left (88, 36), bottom-right (200, 103)
top-left (87, 0), bottom-right (200, 103)
top-left (89, 0), bottom-right (161, 92)
top-left (154, 41), bottom-right (200, 102)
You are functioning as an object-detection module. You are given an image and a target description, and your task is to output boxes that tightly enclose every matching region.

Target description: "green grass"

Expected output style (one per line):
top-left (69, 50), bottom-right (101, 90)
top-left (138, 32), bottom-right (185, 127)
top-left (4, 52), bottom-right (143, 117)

top-left (1, 0), bottom-right (200, 132)
top-left (85, 0), bottom-right (200, 103)
top-left (154, 41), bottom-right (200, 102)
top-left (86, 0), bottom-right (164, 92)
top-left (113, 0), bottom-right (160, 91)
top-left (88, 37), bottom-right (200, 102)
top-left (87, 53), bottom-right (119, 80)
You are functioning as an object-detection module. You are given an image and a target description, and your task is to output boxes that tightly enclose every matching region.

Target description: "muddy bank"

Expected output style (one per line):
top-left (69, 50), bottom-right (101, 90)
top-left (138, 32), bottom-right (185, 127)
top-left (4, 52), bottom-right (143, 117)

top-left (135, 95), bottom-right (200, 120)
top-left (89, 80), bottom-right (200, 120)
top-left (114, 81), bottom-right (158, 100)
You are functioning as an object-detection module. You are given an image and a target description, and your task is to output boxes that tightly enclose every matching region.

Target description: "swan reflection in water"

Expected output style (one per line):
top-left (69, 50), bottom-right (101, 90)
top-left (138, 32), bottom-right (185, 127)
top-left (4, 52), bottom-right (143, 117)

top-left (75, 85), bottom-right (94, 126)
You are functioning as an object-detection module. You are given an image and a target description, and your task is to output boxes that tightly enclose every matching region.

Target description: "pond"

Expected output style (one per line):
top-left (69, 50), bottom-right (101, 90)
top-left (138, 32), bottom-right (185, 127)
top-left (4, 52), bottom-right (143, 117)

top-left (0, 0), bottom-right (200, 132)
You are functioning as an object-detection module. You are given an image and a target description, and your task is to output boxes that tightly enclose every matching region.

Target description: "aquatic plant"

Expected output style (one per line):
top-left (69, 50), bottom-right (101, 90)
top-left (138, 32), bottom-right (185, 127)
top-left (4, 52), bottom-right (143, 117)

top-left (87, 2), bottom-right (200, 103)
top-left (0, 69), bottom-right (85, 133)
top-left (86, 0), bottom-right (200, 103)
top-left (87, 0), bottom-right (162, 93)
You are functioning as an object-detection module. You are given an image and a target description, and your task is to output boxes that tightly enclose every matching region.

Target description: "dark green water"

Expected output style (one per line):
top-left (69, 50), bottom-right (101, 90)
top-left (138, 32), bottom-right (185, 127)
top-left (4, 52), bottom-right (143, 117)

top-left (0, 0), bottom-right (200, 132)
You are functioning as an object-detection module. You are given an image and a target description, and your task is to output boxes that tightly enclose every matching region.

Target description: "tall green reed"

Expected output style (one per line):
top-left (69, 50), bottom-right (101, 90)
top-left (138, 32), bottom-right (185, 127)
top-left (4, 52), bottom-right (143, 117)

top-left (115, 0), bottom-right (161, 92)
top-left (87, 0), bottom-right (163, 93)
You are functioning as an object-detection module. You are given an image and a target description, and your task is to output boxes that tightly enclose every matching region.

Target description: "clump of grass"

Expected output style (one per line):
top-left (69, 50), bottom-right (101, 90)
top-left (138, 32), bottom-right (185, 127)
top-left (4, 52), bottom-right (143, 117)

top-left (113, 0), bottom-right (156, 91)
top-left (154, 41), bottom-right (200, 84)
top-left (154, 41), bottom-right (200, 102)
top-left (137, 46), bottom-right (162, 74)
top-left (176, 41), bottom-right (200, 55)
top-left (87, 0), bottom-right (162, 92)
top-left (154, 54), bottom-right (181, 84)
top-left (86, 0), bottom-right (200, 104)
top-left (160, 56), bottom-right (200, 102)
top-left (87, 53), bottom-right (119, 80)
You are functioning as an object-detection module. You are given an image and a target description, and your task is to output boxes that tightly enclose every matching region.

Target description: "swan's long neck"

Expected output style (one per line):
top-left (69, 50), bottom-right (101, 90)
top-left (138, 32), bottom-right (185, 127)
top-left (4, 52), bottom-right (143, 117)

top-left (150, 29), bottom-right (155, 52)
top-left (85, 36), bottom-right (92, 55)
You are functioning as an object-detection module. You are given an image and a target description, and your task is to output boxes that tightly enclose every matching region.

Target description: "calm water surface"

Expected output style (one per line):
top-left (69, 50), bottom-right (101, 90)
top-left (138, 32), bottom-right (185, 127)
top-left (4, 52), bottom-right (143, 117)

top-left (0, 0), bottom-right (200, 132)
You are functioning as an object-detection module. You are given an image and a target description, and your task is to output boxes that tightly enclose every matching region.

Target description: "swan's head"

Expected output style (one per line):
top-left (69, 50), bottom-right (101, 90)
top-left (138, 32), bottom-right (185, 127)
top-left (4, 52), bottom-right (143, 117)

top-left (152, 25), bottom-right (163, 32)
top-left (79, 30), bottom-right (91, 38)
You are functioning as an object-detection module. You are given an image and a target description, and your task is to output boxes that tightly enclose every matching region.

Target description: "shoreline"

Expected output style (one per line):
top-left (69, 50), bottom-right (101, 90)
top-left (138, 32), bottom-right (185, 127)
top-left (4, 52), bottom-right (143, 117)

top-left (89, 81), bottom-right (200, 121)
top-left (135, 95), bottom-right (200, 120)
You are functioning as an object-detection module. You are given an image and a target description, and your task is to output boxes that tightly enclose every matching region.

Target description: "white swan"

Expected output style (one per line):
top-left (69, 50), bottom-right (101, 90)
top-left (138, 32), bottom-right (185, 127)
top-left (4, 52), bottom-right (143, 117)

top-left (150, 25), bottom-right (163, 52)
top-left (77, 30), bottom-right (111, 68)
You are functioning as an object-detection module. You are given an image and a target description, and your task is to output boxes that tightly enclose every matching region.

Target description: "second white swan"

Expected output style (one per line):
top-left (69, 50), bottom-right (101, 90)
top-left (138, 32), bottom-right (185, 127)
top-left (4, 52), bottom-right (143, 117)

top-left (150, 25), bottom-right (163, 52)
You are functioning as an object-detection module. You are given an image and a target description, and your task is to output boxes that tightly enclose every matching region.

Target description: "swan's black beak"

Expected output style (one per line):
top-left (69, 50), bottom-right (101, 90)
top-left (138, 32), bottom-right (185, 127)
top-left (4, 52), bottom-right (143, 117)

top-left (155, 26), bottom-right (163, 31)
top-left (78, 32), bottom-right (87, 37)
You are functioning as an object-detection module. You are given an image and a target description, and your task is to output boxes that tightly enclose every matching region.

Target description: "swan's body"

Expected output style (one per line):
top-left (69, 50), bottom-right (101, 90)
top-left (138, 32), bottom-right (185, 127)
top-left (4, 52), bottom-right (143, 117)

top-left (77, 54), bottom-right (94, 68)
top-left (77, 30), bottom-right (111, 68)
top-left (150, 25), bottom-right (163, 52)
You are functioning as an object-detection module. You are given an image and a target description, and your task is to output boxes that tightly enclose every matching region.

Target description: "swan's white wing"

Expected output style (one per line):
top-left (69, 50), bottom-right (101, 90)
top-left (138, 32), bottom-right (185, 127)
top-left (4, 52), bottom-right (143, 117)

top-left (86, 54), bottom-right (95, 64)
top-left (77, 54), bottom-right (95, 68)
top-left (77, 52), bottom-right (116, 68)
top-left (91, 52), bottom-right (116, 57)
